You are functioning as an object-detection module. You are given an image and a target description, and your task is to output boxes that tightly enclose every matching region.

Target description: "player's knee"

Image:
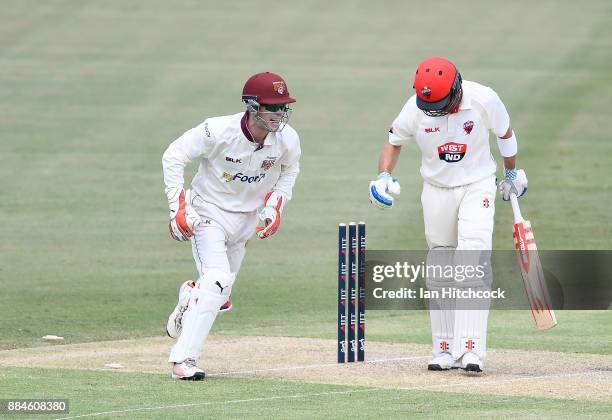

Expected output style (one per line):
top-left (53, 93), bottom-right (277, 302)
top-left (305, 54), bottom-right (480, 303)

top-left (425, 246), bottom-right (455, 287)
top-left (199, 268), bottom-right (235, 295)
top-left (193, 269), bottom-right (236, 313)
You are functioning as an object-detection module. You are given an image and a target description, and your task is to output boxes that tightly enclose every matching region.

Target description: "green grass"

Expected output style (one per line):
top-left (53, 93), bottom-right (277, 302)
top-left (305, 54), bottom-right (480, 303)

top-left (0, 0), bottom-right (611, 417)
top-left (1, 368), bottom-right (610, 419)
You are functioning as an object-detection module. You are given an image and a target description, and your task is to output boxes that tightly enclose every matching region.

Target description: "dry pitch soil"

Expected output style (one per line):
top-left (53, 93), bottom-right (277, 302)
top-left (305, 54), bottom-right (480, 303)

top-left (1, 335), bottom-right (611, 402)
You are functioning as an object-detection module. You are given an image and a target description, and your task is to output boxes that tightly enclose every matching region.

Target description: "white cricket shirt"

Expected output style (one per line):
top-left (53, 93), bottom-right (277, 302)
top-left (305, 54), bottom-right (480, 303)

top-left (163, 112), bottom-right (301, 212)
top-left (389, 80), bottom-right (510, 188)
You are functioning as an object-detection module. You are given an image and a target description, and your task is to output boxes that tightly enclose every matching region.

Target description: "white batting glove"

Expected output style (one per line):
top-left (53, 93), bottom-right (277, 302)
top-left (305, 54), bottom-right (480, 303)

top-left (369, 172), bottom-right (401, 209)
top-left (498, 168), bottom-right (528, 201)
top-left (167, 188), bottom-right (202, 241)
top-left (256, 191), bottom-right (285, 239)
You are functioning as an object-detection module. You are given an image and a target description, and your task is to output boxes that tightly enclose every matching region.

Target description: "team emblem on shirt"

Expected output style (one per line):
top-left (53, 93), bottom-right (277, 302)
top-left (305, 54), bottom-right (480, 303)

top-left (463, 120), bottom-right (474, 135)
top-left (260, 157), bottom-right (277, 171)
top-left (437, 142), bottom-right (467, 162)
top-left (272, 82), bottom-right (285, 95)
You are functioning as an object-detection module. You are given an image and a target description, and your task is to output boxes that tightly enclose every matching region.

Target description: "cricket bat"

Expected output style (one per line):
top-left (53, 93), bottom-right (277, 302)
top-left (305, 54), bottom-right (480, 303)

top-left (510, 193), bottom-right (558, 330)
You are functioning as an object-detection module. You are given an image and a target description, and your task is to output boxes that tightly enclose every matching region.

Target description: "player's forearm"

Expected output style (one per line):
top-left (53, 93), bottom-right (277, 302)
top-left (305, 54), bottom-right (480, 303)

top-left (272, 163), bottom-right (299, 200)
top-left (503, 155), bottom-right (516, 170)
top-left (162, 144), bottom-right (188, 194)
top-left (378, 142), bottom-right (402, 174)
top-left (162, 127), bottom-right (207, 195)
top-left (497, 126), bottom-right (517, 169)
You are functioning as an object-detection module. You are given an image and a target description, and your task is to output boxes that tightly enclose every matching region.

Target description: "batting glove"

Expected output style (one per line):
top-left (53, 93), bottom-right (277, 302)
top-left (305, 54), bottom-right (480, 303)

top-left (369, 172), bottom-right (401, 209)
top-left (498, 168), bottom-right (528, 201)
top-left (167, 188), bottom-right (202, 241)
top-left (256, 191), bottom-right (285, 239)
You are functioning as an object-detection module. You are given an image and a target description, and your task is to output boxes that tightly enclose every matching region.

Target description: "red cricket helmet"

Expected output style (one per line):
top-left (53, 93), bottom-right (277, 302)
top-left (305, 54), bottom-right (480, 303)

top-left (413, 57), bottom-right (462, 117)
top-left (242, 72), bottom-right (296, 105)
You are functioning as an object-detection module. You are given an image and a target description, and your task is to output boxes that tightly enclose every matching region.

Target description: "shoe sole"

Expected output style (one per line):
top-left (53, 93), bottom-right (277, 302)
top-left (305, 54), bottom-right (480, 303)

top-left (428, 364), bottom-right (447, 371)
top-left (462, 363), bottom-right (483, 373)
top-left (171, 372), bottom-right (205, 381)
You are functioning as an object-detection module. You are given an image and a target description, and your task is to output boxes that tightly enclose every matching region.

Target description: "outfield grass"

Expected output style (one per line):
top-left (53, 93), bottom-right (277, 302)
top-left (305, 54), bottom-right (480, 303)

top-left (1, 0), bottom-right (611, 417)
top-left (1, 368), bottom-right (610, 419)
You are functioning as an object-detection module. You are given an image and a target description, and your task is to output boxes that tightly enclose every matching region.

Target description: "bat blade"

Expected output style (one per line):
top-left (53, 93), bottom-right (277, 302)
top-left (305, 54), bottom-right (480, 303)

top-left (513, 220), bottom-right (558, 330)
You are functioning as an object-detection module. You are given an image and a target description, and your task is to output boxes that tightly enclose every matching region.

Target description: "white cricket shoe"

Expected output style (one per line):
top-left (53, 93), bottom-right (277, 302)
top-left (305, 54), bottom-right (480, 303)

top-left (171, 358), bottom-right (205, 380)
top-left (427, 353), bottom-right (459, 371)
top-left (460, 352), bottom-right (484, 372)
top-left (166, 280), bottom-right (196, 339)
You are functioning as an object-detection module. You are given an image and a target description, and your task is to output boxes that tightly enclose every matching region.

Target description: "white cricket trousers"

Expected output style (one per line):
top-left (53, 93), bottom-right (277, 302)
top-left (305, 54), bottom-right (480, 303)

top-left (421, 175), bottom-right (496, 250)
top-left (422, 174), bottom-right (496, 362)
top-left (190, 193), bottom-right (259, 277)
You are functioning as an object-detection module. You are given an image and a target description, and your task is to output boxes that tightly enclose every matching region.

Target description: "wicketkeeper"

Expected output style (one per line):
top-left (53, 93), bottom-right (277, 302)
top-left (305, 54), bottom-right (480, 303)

top-left (369, 57), bottom-right (527, 372)
top-left (162, 72), bottom-right (301, 380)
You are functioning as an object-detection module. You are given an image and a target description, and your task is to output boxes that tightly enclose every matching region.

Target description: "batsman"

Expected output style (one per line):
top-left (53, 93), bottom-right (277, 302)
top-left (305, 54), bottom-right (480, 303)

top-left (369, 57), bottom-right (527, 372)
top-left (162, 72), bottom-right (301, 380)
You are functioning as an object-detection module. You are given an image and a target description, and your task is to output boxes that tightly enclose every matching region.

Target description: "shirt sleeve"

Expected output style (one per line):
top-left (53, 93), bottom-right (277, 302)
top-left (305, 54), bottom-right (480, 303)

top-left (485, 90), bottom-right (510, 137)
top-left (388, 97), bottom-right (417, 146)
top-left (162, 120), bottom-right (214, 198)
top-left (273, 134), bottom-right (301, 201)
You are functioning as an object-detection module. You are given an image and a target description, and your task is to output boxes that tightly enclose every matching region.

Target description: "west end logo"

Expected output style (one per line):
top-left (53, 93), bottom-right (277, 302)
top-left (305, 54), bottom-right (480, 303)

top-left (438, 142), bottom-right (467, 162)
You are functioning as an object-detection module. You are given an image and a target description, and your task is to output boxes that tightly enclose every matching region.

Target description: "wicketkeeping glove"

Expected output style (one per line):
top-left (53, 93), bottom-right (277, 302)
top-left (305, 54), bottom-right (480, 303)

top-left (256, 191), bottom-right (285, 239)
top-left (369, 172), bottom-right (401, 209)
top-left (167, 188), bottom-right (202, 241)
top-left (498, 168), bottom-right (528, 201)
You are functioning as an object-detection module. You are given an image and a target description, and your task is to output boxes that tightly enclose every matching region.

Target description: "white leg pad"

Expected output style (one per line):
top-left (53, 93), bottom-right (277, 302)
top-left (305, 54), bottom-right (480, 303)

top-left (168, 269), bottom-right (235, 363)
top-left (451, 250), bottom-right (492, 361)
top-left (452, 309), bottom-right (488, 360)
top-left (426, 247), bottom-right (456, 357)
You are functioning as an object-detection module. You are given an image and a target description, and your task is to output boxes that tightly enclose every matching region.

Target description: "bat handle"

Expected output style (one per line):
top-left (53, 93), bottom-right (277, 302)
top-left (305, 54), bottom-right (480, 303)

top-left (509, 193), bottom-right (524, 224)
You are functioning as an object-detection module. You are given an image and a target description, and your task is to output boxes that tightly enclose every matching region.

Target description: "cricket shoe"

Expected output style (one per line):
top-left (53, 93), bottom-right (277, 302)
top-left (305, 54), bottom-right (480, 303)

top-left (460, 352), bottom-right (484, 372)
top-left (427, 353), bottom-right (460, 371)
top-left (219, 299), bottom-right (232, 314)
top-left (171, 359), bottom-right (205, 381)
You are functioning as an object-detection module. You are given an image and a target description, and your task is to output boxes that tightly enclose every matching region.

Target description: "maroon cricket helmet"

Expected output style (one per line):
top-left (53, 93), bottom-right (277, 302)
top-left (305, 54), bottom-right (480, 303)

top-left (242, 72), bottom-right (296, 105)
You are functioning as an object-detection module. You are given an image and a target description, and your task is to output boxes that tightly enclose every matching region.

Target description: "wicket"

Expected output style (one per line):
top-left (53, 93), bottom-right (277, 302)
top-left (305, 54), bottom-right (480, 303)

top-left (337, 222), bottom-right (366, 363)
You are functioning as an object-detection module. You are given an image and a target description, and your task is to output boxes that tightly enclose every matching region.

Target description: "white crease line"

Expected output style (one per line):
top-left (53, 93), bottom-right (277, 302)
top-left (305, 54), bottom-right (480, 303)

top-left (208, 355), bottom-right (430, 377)
top-left (54, 370), bottom-right (610, 420)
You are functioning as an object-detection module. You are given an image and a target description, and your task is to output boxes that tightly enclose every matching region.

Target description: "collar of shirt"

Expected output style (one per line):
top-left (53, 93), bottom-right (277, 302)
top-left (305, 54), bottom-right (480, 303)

top-left (456, 87), bottom-right (474, 112)
top-left (240, 112), bottom-right (275, 151)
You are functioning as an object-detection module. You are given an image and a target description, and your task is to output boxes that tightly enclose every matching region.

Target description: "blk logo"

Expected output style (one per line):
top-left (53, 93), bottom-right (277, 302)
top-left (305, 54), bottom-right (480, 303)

top-left (226, 156), bottom-right (242, 164)
top-left (483, 198), bottom-right (490, 208)
top-left (425, 127), bottom-right (440, 133)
